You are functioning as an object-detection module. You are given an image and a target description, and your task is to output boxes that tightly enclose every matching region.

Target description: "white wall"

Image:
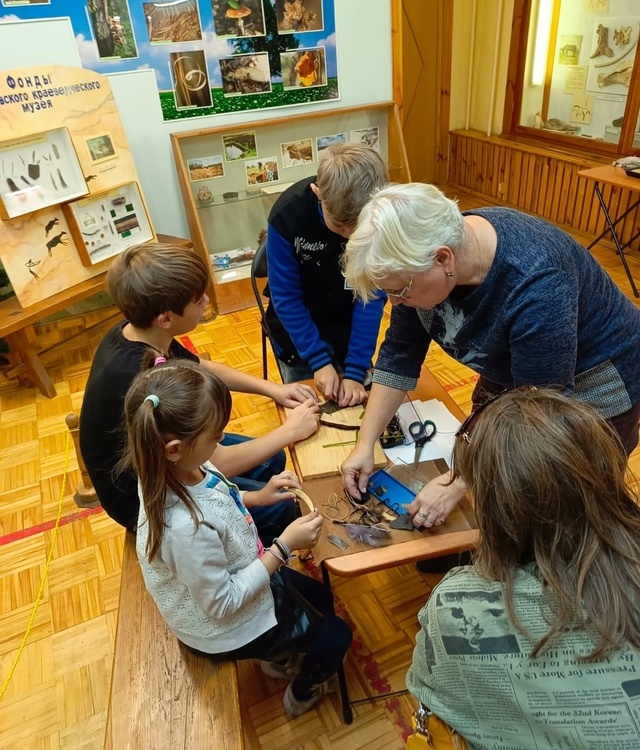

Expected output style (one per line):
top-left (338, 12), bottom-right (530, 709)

top-left (0, 0), bottom-right (393, 238)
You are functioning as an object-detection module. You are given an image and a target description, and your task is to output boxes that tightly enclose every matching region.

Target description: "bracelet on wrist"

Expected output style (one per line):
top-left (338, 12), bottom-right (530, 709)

top-left (265, 546), bottom-right (286, 567)
top-left (272, 537), bottom-right (292, 564)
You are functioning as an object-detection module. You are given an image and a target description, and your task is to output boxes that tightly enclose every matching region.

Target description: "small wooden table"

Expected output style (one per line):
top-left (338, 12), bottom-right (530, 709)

top-left (283, 367), bottom-right (478, 723)
top-left (578, 165), bottom-right (640, 298)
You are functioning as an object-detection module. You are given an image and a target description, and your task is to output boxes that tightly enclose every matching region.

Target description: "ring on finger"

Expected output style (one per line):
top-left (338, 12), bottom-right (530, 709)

top-left (416, 510), bottom-right (428, 518)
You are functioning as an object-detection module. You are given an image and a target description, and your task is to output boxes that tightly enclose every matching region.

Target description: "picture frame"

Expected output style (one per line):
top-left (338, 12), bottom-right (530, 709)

top-left (86, 132), bottom-right (117, 164)
top-left (63, 181), bottom-right (153, 267)
top-left (0, 127), bottom-right (89, 221)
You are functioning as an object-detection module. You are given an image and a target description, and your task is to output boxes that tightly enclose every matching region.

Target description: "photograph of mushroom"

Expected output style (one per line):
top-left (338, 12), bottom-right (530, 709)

top-left (169, 50), bottom-right (213, 108)
top-left (85, 0), bottom-right (138, 62)
top-left (3, 0), bottom-right (339, 121)
top-left (219, 53), bottom-right (272, 96)
top-left (275, 0), bottom-right (324, 34)
top-left (281, 47), bottom-right (327, 89)
top-left (144, 0), bottom-right (202, 44)
top-left (212, 0), bottom-right (266, 38)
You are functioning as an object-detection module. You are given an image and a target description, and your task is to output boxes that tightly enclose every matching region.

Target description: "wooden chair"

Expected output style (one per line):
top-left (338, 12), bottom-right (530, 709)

top-left (104, 531), bottom-right (243, 750)
top-left (250, 241), bottom-right (285, 382)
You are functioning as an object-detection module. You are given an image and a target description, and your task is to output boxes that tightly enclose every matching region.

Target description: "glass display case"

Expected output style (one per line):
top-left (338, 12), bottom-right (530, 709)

top-left (171, 101), bottom-right (410, 313)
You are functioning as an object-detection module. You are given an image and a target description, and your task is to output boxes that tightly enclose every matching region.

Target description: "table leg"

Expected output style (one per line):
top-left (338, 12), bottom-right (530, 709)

top-left (5, 327), bottom-right (57, 398)
top-left (593, 182), bottom-right (640, 298)
top-left (321, 562), bottom-right (353, 725)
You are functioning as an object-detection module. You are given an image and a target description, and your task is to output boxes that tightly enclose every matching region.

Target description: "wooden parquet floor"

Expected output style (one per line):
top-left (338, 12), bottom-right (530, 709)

top-left (1, 191), bottom-right (640, 750)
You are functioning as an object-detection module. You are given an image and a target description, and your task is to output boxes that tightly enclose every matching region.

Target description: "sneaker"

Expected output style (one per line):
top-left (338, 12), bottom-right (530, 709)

top-left (260, 654), bottom-right (303, 680)
top-left (283, 675), bottom-right (338, 717)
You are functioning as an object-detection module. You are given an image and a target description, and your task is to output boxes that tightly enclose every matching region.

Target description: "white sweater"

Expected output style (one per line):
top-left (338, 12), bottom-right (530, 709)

top-left (136, 462), bottom-right (276, 653)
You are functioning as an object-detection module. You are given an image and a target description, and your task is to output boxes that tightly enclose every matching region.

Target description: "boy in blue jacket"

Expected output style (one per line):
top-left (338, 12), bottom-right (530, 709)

top-left (265, 143), bottom-right (388, 406)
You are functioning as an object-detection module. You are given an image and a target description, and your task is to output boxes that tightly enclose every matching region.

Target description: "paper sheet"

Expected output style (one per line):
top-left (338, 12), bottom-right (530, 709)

top-left (383, 398), bottom-right (462, 466)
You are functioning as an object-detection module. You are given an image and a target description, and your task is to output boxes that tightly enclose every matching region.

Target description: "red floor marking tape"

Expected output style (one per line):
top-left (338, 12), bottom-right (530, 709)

top-left (0, 505), bottom-right (103, 547)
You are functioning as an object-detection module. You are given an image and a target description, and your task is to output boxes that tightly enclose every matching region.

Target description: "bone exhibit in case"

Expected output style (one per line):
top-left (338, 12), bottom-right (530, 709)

top-left (0, 128), bottom-right (89, 220)
top-left (63, 181), bottom-right (153, 267)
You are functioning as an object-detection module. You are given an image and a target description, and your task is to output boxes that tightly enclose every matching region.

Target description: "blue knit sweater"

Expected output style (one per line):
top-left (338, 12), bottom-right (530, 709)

top-left (374, 207), bottom-right (640, 417)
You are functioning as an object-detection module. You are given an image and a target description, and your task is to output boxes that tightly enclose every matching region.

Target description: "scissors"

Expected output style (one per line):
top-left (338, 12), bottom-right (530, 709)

top-left (409, 419), bottom-right (437, 468)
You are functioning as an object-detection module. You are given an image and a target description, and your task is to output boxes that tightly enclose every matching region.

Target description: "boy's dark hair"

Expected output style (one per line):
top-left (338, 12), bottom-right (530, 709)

top-left (107, 243), bottom-right (210, 328)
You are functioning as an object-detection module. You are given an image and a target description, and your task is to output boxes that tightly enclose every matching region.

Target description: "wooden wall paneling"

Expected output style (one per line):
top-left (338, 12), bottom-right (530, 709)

top-left (516, 151), bottom-right (533, 206)
top-left (446, 131), bottom-right (640, 255)
top-left (436, 0), bottom-right (453, 185)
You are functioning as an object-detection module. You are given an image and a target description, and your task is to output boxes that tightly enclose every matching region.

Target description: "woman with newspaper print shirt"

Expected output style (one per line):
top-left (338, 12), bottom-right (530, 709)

top-left (407, 388), bottom-right (640, 750)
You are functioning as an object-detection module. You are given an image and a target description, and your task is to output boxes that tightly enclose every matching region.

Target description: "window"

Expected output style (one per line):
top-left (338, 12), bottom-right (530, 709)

top-left (504, 0), bottom-right (640, 155)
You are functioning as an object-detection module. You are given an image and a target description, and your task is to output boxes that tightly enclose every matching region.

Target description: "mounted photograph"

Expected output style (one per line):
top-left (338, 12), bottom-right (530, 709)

top-left (280, 138), bottom-right (313, 167)
top-left (169, 50), bottom-right (213, 109)
top-left (219, 53), bottom-right (272, 96)
top-left (86, 0), bottom-right (138, 61)
top-left (245, 157), bottom-right (279, 185)
top-left (275, 0), bottom-right (324, 33)
top-left (316, 132), bottom-right (346, 152)
top-left (222, 130), bottom-right (258, 161)
top-left (281, 47), bottom-right (327, 89)
top-left (86, 133), bottom-right (117, 164)
top-left (187, 155), bottom-right (224, 181)
top-left (212, 0), bottom-right (266, 38)
top-left (144, 0), bottom-right (202, 44)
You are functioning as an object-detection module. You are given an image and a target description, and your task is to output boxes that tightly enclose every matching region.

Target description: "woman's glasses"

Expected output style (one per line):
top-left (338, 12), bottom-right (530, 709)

top-left (378, 276), bottom-right (414, 300)
top-left (456, 386), bottom-right (538, 443)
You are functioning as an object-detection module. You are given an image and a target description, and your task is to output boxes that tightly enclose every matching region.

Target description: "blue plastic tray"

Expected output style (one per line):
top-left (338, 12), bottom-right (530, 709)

top-left (368, 468), bottom-right (416, 514)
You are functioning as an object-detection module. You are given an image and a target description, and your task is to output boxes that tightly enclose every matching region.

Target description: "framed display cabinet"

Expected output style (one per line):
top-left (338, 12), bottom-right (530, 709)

top-left (171, 101), bottom-right (410, 313)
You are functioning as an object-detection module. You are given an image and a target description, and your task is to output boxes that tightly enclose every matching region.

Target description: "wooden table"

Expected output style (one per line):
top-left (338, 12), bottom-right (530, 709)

top-left (578, 165), bottom-right (640, 298)
top-left (283, 367), bottom-right (478, 723)
top-left (0, 234), bottom-right (192, 397)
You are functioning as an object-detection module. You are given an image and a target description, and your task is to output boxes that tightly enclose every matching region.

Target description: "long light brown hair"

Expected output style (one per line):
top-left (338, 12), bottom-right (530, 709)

top-left (452, 388), bottom-right (640, 660)
top-left (121, 361), bottom-right (231, 561)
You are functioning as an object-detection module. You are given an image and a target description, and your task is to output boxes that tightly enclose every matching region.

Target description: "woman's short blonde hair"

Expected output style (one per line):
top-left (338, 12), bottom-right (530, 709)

top-left (342, 182), bottom-right (465, 300)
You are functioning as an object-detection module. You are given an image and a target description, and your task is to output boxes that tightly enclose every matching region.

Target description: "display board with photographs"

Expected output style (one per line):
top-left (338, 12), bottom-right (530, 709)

top-left (171, 102), bottom-right (408, 313)
top-left (63, 182), bottom-right (153, 267)
top-left (1, 0), bottom-right (339, 122)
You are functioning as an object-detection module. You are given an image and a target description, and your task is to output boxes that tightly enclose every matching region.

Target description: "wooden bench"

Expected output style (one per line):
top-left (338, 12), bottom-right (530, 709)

top-left (104, 531), bottom-right (243, 750)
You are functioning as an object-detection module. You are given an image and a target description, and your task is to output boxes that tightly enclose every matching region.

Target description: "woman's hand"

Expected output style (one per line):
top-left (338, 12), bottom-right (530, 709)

top-left (246, 471), bottom-right (302, 507)
top-left (279, 509), bottom-right (324, 551)
top-left (282, 398), bottom-right (320, 441)
top-left (341, 442), bottom-right (375, 499)
top-left (338, 378), bottom-right (366, 407)
top-left (407, 473), bottom-right (468, 528)
top-left (314, 364), bottom-right (340, 402)
top-left (273, 382), bottom-right (318, 408)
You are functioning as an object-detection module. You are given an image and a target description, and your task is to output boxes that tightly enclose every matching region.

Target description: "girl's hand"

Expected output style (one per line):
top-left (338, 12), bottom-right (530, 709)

top-left (274, 382), bottom-right (318, 408)
top-left (247, 471), bottom-right (302, 507)
top-left (283, 398), bottom-right (320, 442)
top-left (279, 510), bottom-right (324, 551)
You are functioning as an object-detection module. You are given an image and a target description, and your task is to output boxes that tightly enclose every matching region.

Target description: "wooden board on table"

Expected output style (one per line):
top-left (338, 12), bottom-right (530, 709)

top-left (291, 416), bottom-right (387, 479)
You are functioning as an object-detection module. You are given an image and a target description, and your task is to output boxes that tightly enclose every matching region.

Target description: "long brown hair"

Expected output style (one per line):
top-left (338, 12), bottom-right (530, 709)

top-left (452, 388), bottom-right (640, 660)
top-left (121, 360), bottom-right (231, 561)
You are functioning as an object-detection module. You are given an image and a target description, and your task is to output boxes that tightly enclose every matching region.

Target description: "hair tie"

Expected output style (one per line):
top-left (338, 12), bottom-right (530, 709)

top-left (154, 356), bottom-right (167, 366)
top-left (144, 394), bottom-right (160, 408)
